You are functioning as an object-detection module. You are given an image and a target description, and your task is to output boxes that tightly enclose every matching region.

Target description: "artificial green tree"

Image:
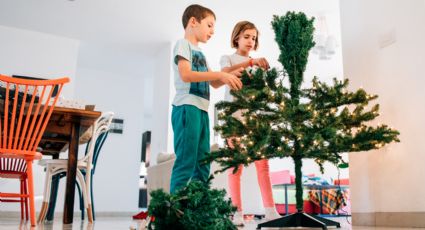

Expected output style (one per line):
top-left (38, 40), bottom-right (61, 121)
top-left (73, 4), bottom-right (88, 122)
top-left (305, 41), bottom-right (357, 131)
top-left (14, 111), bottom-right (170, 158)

top-left (148, 181), bottom-right (237, 230)
top-left (205, 12), bottom-right (400, 229)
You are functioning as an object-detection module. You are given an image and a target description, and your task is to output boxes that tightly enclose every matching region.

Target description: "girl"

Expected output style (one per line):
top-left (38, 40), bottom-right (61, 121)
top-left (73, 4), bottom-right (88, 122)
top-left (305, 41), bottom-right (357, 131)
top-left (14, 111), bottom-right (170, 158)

top-left (219, 21), bottom-right (280, 226)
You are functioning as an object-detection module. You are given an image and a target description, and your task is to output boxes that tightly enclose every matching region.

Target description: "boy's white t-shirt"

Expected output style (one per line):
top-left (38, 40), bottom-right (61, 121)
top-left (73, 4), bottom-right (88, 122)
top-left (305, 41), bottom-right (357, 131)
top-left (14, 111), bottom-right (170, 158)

top-left (172, 39), bottom-right (210, 112)
top-left (219, 53), bottom-right (250, 102)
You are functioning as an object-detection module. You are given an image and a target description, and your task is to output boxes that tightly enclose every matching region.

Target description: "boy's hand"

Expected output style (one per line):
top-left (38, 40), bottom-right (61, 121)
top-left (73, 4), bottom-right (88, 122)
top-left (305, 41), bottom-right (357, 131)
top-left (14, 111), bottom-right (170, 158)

top-left (221, 71), bottom-right (243, 90)
top-left (253, 57), bottom-right (270, 69)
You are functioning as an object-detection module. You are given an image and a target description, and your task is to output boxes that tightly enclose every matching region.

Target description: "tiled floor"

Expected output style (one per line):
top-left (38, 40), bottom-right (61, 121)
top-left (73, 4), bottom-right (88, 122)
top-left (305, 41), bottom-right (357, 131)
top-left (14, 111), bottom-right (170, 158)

top-left (0, 215), bottom-right (420, 230)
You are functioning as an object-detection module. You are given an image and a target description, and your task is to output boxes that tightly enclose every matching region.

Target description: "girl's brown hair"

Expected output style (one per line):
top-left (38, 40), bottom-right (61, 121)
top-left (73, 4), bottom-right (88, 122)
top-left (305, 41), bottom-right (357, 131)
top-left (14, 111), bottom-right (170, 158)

top-left (231, 21), bottom-right (259, 50)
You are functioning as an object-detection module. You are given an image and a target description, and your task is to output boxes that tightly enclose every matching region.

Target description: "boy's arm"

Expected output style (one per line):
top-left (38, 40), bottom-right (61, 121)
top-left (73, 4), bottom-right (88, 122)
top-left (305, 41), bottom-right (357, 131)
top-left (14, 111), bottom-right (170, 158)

top-left (213, 57), bottom-right (269, 87)
top-left (210, 78), bottom-right (225, 88)
top-left (177, 57), bottom-right (243, 90)
top-left (210, 67), bottom-right (244, 88)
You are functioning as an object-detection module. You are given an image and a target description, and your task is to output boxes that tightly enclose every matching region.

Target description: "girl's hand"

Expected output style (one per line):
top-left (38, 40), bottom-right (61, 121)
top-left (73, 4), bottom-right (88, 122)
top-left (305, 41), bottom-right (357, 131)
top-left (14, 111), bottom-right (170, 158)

top-left (253, 57), bottom-right (270, 69)
top-left (230, 67), bottom-right (244, 78)
top-left (226, 137), bottom-right (240, 149)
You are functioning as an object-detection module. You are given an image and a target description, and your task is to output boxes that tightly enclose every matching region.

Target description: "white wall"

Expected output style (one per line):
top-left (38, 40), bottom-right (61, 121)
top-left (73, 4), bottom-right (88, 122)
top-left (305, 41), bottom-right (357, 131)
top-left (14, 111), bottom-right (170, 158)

top-left (0, 0), bottom-right (347, 215)
top-left (72, 44), bottom-right (152, 212)
top-left (0, 25), bottom-right (80, 212)
top-left (146, 42), bottom-right (174, 166)
top-left (340, 0), bottom-right (425, 216)
top-left (154, 0), bottom-right (346, 215)
top-left (0, 25), bottom-right (79, 97)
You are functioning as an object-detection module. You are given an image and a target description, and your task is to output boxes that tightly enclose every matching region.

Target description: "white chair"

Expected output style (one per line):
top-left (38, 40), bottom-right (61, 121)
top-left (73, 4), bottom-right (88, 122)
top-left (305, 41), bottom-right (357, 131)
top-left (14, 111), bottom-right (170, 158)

top-left (37, 112), bottom-right (114, 223)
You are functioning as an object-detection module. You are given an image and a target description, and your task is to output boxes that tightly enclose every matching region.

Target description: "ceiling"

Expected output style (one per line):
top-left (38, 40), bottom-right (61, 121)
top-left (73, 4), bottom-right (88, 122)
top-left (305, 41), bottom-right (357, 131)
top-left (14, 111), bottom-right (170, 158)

top-left (0, 0), bottom-right (339, 54)
top-left (0, 0), bottom-right (184, 47)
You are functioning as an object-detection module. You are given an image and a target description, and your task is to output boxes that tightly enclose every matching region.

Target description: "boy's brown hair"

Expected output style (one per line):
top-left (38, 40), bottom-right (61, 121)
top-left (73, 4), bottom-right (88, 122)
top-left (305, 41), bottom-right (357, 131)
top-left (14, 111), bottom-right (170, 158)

top-left (231, 21), bottom-right (259, 50)
top-left (182, 4), bottom-right (216, 29)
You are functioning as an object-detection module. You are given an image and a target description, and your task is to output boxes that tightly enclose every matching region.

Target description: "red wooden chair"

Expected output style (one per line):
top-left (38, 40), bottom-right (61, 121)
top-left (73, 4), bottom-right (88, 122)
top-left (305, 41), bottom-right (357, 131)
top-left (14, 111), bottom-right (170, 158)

top-left (0, 74), bottom-right (69, 226)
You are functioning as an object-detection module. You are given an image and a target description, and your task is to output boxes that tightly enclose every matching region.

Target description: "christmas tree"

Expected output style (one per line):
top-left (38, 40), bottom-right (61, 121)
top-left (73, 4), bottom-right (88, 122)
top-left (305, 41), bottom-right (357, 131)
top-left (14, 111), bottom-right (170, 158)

top-left (148, 181), bottom-right (237, 230)
top-left (205, 12), bottom-right (400, 228)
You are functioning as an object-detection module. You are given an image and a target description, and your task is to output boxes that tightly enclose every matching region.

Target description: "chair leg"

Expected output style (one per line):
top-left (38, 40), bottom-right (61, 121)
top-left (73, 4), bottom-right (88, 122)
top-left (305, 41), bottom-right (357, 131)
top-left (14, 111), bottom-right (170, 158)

top-left (46, 174), bottom-right (61, 221)
top-left (38, 201), bottom-right (49, 223)
top-left (87, 205), bottom-right (93, 223)
top-left (39, 166), bottom-right (54, 223)
top-left (23, 178), bottom-right (29, 221)
top-left (37, 175), bottom-right (47, 223)
top-left (84, 171), bottom-right (92, 221)
top-left (75, 170), bottom-right (92, 223)
top-left (26, 160), bottom-right (36, 227)
top-left (90, 174), bottom-right (95, 221)
top-left (76, 182), bottom-right (85, 220)
top-left (20, 179), bottom-right (24, 220)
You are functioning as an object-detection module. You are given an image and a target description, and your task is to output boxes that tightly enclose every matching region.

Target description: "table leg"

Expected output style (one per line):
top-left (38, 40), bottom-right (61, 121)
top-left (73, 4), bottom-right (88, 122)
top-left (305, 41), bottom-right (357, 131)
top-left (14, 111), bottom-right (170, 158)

top-left (63, 122), bottom-right (80, 224)
top-left (319, 188), bottom-right (323, 215)
top-left (284, 184), bottom-right (288, 215)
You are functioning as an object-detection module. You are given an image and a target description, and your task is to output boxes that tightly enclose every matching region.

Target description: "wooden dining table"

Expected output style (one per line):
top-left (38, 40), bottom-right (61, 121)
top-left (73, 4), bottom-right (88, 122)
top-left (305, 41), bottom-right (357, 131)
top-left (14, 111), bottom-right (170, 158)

top-left (40, 106), bottom-right (101, 224)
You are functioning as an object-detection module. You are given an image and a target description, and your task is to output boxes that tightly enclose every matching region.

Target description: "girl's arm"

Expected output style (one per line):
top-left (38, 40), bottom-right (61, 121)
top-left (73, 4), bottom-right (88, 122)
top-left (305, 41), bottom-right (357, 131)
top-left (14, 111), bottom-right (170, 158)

top-left (222, 58), bottom-right (270, 73)
top-left (178, 57), bottom-right (243, 90)
top-left (222, 59), bottom-right (252, 73)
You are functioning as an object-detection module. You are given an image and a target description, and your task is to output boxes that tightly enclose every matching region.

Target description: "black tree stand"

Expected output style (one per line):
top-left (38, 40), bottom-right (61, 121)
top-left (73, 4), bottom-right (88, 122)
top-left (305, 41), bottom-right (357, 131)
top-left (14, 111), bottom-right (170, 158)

top-left (257, 211), bottom-right (341, 229)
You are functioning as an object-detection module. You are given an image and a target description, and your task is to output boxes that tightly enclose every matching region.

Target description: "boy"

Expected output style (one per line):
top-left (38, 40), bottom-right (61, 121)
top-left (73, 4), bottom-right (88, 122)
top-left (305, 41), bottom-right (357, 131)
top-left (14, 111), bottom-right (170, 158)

top-left (170, 4), bottom-right (243, 193)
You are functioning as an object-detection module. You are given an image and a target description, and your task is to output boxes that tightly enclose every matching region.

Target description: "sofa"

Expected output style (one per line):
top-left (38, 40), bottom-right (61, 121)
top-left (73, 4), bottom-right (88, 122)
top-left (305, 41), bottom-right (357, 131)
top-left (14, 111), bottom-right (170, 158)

top-left (146, 145), bottom-right (265, 214)
top-left (146, 144), bottom-right (228, 201)
top-left (146, 152), bottom-right (176, 199)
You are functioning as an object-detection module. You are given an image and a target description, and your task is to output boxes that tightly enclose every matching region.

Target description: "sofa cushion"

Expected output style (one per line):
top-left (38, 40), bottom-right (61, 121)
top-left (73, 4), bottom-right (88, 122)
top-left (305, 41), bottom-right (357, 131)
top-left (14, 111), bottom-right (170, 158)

top-left (157, 152), bottom-right (176, 164)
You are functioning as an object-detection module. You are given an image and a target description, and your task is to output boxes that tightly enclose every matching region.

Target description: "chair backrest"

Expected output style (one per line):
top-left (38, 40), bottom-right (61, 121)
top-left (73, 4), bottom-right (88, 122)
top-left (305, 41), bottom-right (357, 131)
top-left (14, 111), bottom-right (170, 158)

top-left (91, 130), bottom-right (109, 174)
top-left (81, 112), bottom-right (114, 169)
top-left (0, 74), bottom-right (69, 156)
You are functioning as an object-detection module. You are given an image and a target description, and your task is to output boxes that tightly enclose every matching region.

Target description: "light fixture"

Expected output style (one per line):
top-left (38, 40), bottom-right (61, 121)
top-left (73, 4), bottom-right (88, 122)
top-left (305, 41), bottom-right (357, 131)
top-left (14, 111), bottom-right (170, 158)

top-left (313, 15), bottom-right (338, 60)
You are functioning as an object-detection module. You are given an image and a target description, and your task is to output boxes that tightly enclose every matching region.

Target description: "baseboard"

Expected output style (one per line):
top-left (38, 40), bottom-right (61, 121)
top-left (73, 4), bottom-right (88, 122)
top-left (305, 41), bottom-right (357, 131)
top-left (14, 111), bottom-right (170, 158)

top-left (93, 212), bottom-right (135, 217)
top-left (353, 212), bottom-right (425, 228)
top-left (0, 211), bottom-right (135, 218)
top-left (352, 212), bottom-right (376, 226)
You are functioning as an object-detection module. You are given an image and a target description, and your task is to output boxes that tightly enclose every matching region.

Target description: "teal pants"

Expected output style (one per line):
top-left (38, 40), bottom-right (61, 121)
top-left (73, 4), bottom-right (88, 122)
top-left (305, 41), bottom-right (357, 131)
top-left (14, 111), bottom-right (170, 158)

top-left (170, 105), bottom-right (210, 193)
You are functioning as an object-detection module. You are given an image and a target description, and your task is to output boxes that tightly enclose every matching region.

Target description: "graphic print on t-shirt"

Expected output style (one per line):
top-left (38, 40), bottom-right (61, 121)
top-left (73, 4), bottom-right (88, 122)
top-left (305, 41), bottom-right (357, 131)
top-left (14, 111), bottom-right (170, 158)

top-left (189, 50), bottom-right (210, 100)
